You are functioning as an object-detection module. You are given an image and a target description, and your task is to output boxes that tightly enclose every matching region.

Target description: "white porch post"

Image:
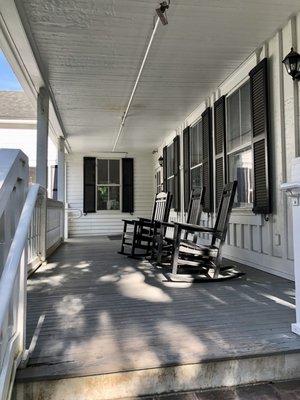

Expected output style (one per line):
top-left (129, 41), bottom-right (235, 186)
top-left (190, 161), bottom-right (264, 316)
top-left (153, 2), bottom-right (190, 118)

top-left (36, 87), bottom-right (49, 261)
top-left (36, 87), bottom-right (49, 188)
top-left (281, 158), bottom-right (300, 336)
top-left (57, 137), bottom-right (65, 203)
top-left (57, 137), bottom-right (67, 240)
top-left (292, 202), bottom-right (300, 335)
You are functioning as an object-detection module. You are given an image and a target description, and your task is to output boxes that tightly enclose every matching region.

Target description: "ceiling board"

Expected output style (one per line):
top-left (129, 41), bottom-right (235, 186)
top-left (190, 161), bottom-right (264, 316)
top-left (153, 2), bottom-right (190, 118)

top-left (16, 0), bottom-right (300, 152)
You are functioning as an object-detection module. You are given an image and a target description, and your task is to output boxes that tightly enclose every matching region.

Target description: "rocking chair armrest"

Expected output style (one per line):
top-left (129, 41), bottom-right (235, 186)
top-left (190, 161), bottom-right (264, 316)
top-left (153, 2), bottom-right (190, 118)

top-left (122, 219), bottom-right (137, 224)
top-left (174, 222), bottom-right (216, 233)
top-left (138, 217), bottom-right (152, 222)
top-left (160, 221), bottom-right (175, 228)
top-left (133, 220), bottom-right (156, 228)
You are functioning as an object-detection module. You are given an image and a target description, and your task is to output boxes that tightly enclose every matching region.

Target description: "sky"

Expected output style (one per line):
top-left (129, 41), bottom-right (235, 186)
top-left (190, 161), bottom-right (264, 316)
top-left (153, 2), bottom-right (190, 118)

top-left (0, 50), bottom-right (23, 91)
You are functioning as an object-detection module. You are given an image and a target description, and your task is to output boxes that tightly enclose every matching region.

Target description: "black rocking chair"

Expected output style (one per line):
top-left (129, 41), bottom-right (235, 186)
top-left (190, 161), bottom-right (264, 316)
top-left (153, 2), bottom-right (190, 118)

top-left (119, 191), bottom-right (172, 258)
top-left (151, 188), bottom-right (205, 264)
top-left (169, 181), bottom-right (239, 281)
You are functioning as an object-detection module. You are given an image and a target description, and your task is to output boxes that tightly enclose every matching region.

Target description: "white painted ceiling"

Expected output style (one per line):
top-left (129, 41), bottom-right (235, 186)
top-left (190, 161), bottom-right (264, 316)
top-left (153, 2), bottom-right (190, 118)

top-left (16, 0), bottom-right (300, 153)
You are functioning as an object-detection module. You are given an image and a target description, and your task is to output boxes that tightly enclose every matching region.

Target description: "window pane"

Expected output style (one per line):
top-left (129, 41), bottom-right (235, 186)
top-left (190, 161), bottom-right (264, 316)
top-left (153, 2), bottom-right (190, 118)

top-left (190, 120), bottom-right (202, 167)
top-left (240, 81), bottom-right (251, 143)
top-left (190, 125), bottom-right (198, 167)
top-left (97, 160), bottom-right (108, 184)
top-left (167, 177), bottom-right (174, 207)
top-left (191, 165), bottom-right (202, 191)
top-left (108, 187), bottom-right (120, 210)
top-left (167, 144), bottom-right (174, 178)
top-left (228, 148), bottom-right (253, 208)
top-left (97, 186), bottom-right (108, 210)
top-left (227, 90), bottom-right (240, 151)
top-left (197, 121), bottom-right (203, 162)
top-left (109, 160), bottom-right (120, 184)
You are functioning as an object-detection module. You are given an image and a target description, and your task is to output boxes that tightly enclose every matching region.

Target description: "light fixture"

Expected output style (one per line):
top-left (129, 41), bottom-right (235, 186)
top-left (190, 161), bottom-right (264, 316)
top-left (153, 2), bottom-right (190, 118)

top-left (156, 1), bottom-right (170, 25)
top-left (282, 47), bottom-right (300, 81)
top-left (158, 156), bottom-right (164, 167)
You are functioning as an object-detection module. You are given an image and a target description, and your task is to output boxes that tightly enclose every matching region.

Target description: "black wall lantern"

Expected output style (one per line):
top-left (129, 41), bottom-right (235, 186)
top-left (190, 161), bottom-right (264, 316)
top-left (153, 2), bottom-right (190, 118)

top-left (282, 47), bottom-right (300, 81)
top-left (158, 156), bottom-right (164, 167)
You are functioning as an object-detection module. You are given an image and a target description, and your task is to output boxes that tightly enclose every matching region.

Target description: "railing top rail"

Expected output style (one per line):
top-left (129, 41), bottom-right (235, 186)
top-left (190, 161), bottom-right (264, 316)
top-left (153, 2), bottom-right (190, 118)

top-left (0, 149), bottom-right (28, 219)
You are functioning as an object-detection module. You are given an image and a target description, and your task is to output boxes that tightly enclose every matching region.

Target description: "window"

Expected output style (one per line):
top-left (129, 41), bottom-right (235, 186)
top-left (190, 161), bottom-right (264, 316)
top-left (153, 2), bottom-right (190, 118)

top-left (190, 119), bottom-right (203, 191)
top-left (97, 159), bottom-right (120, 210)
top-left (166, 143), bottom-right (174, 205)
top-left (227, 80), bottom-right (253, 208)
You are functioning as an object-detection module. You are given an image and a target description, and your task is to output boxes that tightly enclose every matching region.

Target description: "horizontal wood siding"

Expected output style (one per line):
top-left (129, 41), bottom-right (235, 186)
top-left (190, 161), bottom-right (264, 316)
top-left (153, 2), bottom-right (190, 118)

top-left (67, 153), bottom-right (154, 237)
top-left (154, 15), bottom-right (300, 280)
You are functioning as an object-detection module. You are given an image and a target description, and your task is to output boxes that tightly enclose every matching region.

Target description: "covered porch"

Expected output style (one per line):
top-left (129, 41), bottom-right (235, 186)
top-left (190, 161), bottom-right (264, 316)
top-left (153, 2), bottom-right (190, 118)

top-left (14, 237), bottom-right (300, 399)
top-left (1, 0), bottom-right (300, 398)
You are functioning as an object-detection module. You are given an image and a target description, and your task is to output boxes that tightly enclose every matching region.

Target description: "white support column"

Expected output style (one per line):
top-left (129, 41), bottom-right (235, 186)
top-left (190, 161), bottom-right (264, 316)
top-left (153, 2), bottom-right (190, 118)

top-left (57, 137), bottom-right (65, 203)
top-left (281, 158), bottom-right (300, 336)
top-left (57, 137), bottom-right (67, 240)
top-left (36, 87), bottom-right (49, 188)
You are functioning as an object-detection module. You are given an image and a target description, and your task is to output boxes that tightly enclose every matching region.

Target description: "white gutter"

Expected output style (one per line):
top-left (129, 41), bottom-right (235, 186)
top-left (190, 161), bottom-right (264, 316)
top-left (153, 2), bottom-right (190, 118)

top-left (112, 17), bottom-right (160, 151)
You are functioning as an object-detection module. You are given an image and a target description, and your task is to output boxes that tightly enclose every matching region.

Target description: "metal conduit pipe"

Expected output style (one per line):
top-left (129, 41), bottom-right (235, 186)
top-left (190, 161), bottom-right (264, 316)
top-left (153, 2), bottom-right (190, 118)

top-left (112, 17), bottom-right (160, 151)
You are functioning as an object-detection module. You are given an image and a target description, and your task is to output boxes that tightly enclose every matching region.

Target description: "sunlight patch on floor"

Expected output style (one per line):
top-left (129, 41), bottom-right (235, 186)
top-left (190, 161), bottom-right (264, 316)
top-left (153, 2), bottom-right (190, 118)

top-left (261, 293), bottom-right (295, 309)
top-left (157, 321), bottom-right (207, 362)
top-left (56, 295), bottom-right (85, 330)
top-left (117, 270), bottom-right (172, 303)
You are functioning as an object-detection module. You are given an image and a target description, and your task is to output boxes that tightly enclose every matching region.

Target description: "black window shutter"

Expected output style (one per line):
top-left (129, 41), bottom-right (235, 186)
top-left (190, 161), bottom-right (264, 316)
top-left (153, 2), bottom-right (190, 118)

top-left (122, 158), bottom-right (134, 213)
top-left (83, 157), bottom-right (96, 213)
top-left (202, 107), bottom-right (213, 213)
top-left (163, 145), bottom-right (168, 192)
top-left (183, 126), bottom-right (191, 212)
top-left (249, 58), bottom-right (272, 215)
top-left (214, 96), bottom-right (227, 210)
top-left (173, 135), bottom-right (181, 212)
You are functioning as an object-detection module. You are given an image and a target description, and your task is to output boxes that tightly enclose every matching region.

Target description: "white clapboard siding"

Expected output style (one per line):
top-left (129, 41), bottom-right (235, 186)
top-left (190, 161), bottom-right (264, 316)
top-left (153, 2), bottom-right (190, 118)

top-left (67, 152), bottom-right (154, 237)
top-left (154, 14), bottom-right (300, 280)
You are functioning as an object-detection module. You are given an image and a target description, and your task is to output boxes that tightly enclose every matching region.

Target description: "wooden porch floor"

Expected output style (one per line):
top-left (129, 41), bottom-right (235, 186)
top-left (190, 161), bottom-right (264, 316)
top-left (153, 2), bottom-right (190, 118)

top-left (17, 236), bottom-right (300, 382)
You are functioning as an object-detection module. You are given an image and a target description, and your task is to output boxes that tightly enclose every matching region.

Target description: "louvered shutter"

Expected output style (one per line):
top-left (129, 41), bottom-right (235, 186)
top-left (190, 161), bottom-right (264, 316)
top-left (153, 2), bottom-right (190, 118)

top-left (83, 157), bottom-right (96, 213)
top-left (173, 135), bottom-right (181, 212)
top-left (202, 107), bottom-right (213, 213)
top-left (163, 145), bottom-right (168, 191)
top-left (214, 96), bottom-right (227, 209)
top-left (183, 126), bottom-right (191, 212)
top-left (122, 158), bottom-right (134, 213)
top-left (249, 58), bottom-right (272, 215)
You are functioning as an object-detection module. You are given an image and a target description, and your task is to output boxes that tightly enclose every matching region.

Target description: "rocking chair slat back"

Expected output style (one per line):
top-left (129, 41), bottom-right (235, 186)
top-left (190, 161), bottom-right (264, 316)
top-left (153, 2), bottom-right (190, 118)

top-left (186, 188), bottom-right (205, 225)
top-left (152, 192), bottom-right (172, 223)
top-left (213, 181), bottom-right (237, 243)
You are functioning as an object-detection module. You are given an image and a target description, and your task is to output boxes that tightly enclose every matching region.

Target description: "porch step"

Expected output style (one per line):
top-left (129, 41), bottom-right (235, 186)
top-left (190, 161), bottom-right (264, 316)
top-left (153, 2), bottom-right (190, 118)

top-left (12, 350), bottom-right (300, 400)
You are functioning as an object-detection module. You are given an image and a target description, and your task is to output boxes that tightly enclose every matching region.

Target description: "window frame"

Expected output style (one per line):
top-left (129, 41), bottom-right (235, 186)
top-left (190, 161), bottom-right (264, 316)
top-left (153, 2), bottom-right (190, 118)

top-left (225, 78), bottom-right (253, 210)
top-left (96, 158), bottom-right (122, 212)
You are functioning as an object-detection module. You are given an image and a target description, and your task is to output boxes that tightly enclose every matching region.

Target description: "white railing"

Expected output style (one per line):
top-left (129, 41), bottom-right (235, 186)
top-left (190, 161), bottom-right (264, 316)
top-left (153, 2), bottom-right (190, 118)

top-left (0, 184), bottom-right (47, 400)
top-left (46, 198), bottom-right (64, 257)
top-left (27, 197), bottom-right (64, 275)
top-left (27, 192), bottom-right (45, 273)
top-left (0, 149), bottom-right (64, 399)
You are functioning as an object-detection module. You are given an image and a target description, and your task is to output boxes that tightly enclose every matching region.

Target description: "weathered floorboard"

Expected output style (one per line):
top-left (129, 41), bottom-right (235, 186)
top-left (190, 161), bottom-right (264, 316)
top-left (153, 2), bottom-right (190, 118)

top-left (17, 236), bottom-right (300, 382)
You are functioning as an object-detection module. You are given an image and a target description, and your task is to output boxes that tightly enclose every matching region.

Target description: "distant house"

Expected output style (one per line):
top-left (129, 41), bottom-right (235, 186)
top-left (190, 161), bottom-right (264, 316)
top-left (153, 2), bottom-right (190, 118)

top-left (0, 90), bottom-right (57, 194)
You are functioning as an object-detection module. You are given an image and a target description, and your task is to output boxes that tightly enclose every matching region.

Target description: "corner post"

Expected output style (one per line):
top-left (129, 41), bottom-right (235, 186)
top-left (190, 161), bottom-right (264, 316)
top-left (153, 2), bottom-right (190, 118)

top-left (57, 137), bottom-right (66, 240)
top-left (36, 87), bottom-right (49, 261)
top-left (281, 158), bottom-right (300, 335)
top-left (36, 87), bottom-right (49, 188)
